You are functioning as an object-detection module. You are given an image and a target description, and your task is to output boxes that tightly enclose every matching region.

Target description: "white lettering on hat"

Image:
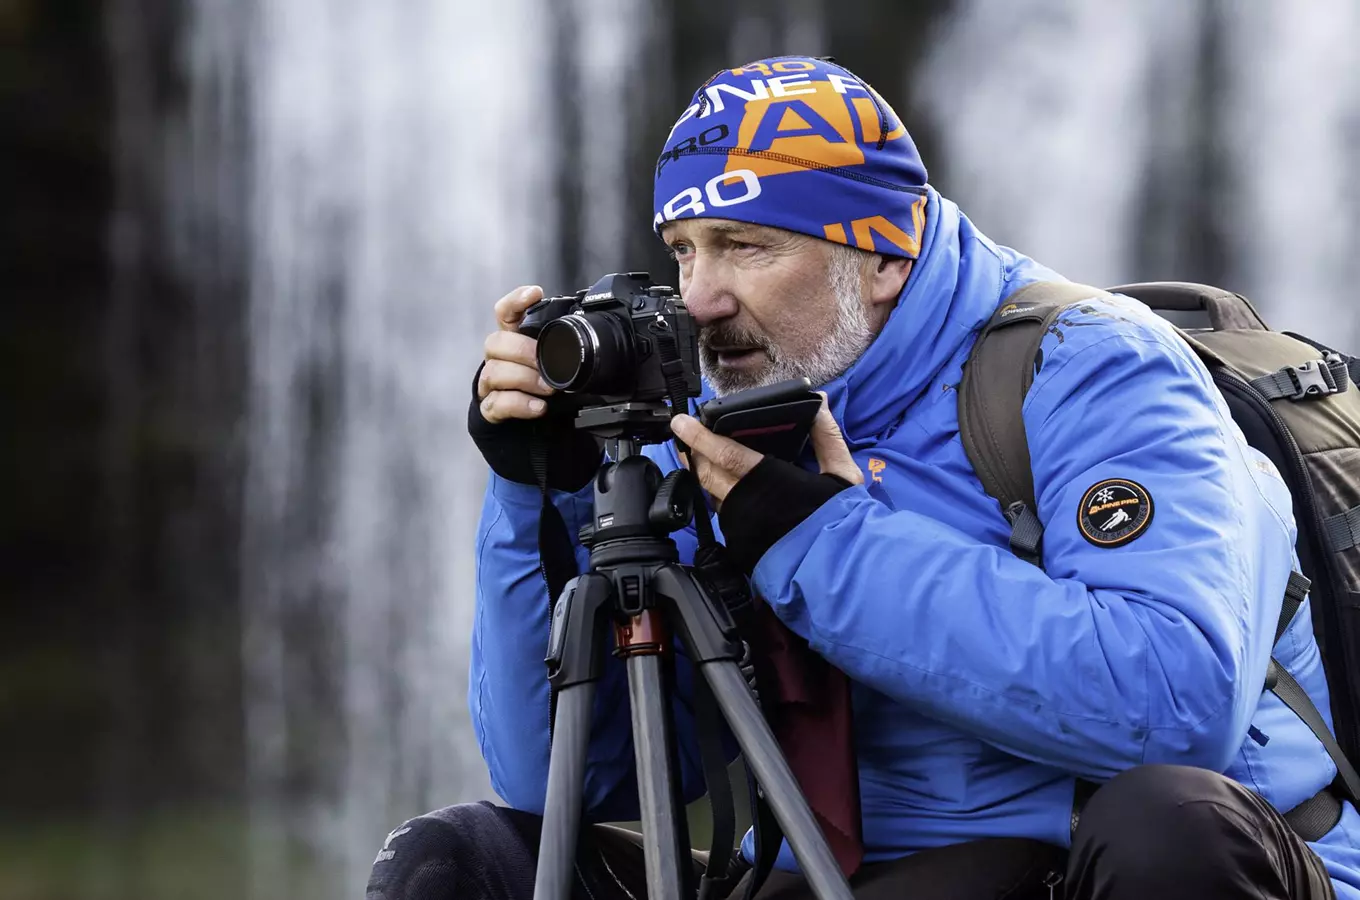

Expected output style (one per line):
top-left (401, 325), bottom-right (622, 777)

top-left (663, 186), bottom-right (705, 221)
top-left (703, 81), bottom-right (770, 115)
top-left (767, 74), bottom-right (817, 97)
top-left (667, 103), bottom-right (701, 141)
top-left (656, 169), bottom-right (763, 224)
top-left (827, 73), bottom-right (867, 95)
top-left (705, 169), bottom-right (762, 206)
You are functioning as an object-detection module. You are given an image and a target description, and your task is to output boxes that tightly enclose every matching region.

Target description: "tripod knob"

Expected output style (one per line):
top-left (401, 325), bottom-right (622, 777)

top-left (649, 470), bottom-right (696, 533)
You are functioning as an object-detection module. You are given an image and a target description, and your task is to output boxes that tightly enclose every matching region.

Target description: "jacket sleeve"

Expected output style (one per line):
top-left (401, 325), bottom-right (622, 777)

top-left (749, 314), bottom-right (1298, 778)
top-left (469, 469), bottom-right (714, 818)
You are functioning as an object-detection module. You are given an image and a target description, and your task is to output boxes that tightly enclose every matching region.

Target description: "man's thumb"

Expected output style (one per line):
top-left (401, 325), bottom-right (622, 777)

top-left (810, 397), bottom-right (863, 484)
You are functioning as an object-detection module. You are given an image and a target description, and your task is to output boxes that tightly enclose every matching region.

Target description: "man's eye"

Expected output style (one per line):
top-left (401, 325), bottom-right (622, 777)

top-left (667, 243), bottom-right (691, 259)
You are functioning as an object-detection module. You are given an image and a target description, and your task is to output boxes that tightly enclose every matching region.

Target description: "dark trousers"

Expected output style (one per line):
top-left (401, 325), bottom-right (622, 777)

top-left (367, 765), bottom-right (1336, 900)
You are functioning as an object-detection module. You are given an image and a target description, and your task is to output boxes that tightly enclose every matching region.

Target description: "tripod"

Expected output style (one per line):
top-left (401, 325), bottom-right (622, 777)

top-left (531, 407), bottom-right (854, 900)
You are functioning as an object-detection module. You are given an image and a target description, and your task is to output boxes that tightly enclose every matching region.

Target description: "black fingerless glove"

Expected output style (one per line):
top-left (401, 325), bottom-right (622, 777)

top-left (467, 363), bottom-right (603, 493)
top-left (718, 457), bottom-right (853, 575)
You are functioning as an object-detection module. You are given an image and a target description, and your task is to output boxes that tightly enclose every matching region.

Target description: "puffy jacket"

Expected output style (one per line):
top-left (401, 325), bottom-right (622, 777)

top-left (469, 187), bottom-right (1360, 895)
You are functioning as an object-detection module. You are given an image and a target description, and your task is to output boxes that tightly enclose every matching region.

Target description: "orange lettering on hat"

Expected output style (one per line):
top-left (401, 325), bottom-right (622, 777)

top-left (727, 81), bottom-right (865, 178)
top-left (851, 96), bottom-right (906, 144)
top-left (730, 62), bottom-right (772, 76)
top-left (847, 204), bottom-right (925, 256)
top-left (823, 223), bottom-right (850, 245)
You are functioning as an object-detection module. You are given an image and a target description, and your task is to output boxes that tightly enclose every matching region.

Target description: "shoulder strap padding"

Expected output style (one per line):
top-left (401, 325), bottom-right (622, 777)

top-left (959, 281), bottom-right (1109, 514)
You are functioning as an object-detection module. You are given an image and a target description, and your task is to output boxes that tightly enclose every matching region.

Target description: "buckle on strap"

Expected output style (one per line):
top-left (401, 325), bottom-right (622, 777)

top-left (1283, 354), bottom-right (1347, 400)
top-left (1285, 571), bottom-right (1312, 602)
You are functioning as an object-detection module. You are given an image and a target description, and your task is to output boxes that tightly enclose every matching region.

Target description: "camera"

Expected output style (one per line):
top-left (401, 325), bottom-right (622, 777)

top-left (519, 272), bottom-right (702, 410)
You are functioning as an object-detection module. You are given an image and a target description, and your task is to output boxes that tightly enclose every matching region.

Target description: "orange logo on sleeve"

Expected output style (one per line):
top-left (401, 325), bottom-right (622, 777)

top-left (868, 458), bottom-right (887, 482)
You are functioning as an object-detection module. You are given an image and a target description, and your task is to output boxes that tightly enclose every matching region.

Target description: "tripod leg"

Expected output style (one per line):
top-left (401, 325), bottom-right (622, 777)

top-left (536, 573), bottom-right (613, 900)
top-left (651, 565), bottom-right (853, 900)
top-left (534, 681), bottom-right (596, 900)
top-left (626, 653), bottom-right (690, 900)
top-left (701, 661), bottom-right (853, 900)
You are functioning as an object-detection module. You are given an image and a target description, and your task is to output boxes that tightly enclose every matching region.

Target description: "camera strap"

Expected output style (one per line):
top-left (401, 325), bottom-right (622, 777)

top-left (531, 427), bottom-right (580, 739)
top-left (650, 317), bottom-right (694, 450)
top-left (688, 485), bottom-right (781, 900)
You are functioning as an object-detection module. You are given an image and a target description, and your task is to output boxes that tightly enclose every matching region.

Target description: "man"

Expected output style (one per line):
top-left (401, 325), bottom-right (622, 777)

top-left (369, 57), bottom-right (1360, 899)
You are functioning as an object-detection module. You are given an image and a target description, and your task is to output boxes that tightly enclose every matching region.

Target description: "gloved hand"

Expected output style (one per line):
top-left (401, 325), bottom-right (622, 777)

top-left (468, 285), bottom-right (601, 492)
top-left (670, 399), bottom-right (861, 573)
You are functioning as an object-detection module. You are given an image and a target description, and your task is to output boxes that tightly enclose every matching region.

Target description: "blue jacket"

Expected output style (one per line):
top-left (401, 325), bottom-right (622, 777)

top-left (470, 188), bottom-right (1360, 895)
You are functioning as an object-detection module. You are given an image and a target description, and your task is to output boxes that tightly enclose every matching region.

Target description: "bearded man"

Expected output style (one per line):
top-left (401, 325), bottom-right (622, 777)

top-left (370, 56), bottom-right (1359, 900)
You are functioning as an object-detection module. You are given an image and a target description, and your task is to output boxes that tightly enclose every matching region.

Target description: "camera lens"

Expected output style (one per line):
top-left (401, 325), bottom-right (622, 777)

top-left (537, 312), bottom-right (633, 393)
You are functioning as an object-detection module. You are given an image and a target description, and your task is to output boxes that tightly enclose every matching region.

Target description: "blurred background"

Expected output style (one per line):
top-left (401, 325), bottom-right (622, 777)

top-left (5, 0), bottom-right (1359, 897)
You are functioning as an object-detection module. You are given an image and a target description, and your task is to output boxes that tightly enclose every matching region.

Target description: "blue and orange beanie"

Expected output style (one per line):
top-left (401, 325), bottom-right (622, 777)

top-left (653, 56), bottom-right (929, 258)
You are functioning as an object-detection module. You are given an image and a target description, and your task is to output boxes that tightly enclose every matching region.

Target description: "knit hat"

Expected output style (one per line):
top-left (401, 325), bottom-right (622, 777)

top-left (653, 56), bottom-right (929, 258)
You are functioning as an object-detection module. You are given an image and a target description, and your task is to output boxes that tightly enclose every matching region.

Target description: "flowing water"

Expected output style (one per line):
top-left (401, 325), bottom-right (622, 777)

top-left (131, 1), bottom-right (1360, 895)
top-left (230, 0), bottom-right (559, 892)
top-left (919, 0), bottom-right (1360, 344)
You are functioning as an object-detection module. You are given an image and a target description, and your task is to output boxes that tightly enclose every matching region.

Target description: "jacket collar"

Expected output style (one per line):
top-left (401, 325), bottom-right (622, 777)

top-left (819, 187), bottom-right (1003, 445)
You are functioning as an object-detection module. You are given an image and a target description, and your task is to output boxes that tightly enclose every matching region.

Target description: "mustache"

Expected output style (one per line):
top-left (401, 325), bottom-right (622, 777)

top-left (699, 322), bottom-right (776, 357)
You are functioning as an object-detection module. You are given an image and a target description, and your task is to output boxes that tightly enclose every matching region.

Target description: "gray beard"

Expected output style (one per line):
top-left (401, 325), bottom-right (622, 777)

top-left (700, 250), bottom-right (876, 396)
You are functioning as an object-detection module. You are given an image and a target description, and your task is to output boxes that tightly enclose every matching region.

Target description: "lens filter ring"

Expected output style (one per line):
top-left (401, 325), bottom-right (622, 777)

top-left (537, 314), bottom-right (596, 390)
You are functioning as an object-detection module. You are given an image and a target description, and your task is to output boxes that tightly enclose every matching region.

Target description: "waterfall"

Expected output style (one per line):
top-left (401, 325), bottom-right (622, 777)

top-left (915, 0), bottom-right (1204, 286)
top-left (224, 0), bottom-right (556, 892)
top-left (1219, 0), bottom-right (1360, 345)
top-left (917, 0), bottom-right (1360, 344)
top-left (138, 1), bottom-right (1360, 896)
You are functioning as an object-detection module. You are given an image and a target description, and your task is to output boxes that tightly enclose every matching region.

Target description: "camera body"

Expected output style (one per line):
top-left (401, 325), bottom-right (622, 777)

top-left (519, 272), bottom-right (702, 410)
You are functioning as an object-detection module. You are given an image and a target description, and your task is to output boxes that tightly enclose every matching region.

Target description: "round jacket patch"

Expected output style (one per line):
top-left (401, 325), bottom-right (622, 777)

top-left (1078, 479), bottom-right (1154, 548)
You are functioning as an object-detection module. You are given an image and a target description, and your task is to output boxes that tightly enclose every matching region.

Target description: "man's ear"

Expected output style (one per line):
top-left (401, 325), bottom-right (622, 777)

top-left (868, 256), bottom-right (913, 308)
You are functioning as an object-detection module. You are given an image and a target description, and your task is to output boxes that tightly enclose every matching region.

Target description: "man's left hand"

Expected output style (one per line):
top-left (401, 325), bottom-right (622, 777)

top-left (670, 396), bottom-right (863, 509)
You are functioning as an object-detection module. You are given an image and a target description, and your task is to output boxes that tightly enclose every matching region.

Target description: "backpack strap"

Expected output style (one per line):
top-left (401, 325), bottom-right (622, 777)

top-left (1250, 356), bottom-right (1352, 401)
top-left (1324, 506), bottom-right (1360, 554)
top-left (1282, 332), bottom-right (1360, 394)
top-left (1266, 656), bottom-right (1360, 806)
top-left (958, 281), bottom-right (1109, 563)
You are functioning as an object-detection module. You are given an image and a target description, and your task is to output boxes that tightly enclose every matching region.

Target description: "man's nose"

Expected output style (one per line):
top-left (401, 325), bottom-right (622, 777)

top-left (681, 256), bottom-right (739, 327)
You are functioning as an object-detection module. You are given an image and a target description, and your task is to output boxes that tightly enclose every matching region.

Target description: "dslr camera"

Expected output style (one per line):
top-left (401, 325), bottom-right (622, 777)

top-left (519, 273), bottom-right (702, 429)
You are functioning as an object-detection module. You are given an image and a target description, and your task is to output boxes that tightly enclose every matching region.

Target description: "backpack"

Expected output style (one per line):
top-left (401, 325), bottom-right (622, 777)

top-left (958, 280), bottom-right (1360, 841)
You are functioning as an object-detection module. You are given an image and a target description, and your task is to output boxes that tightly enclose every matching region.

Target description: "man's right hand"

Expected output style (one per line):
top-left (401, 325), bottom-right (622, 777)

top-left (476, 285), bottom-right (555, 424)
top-left (468, 285), bottom-right (602, 492)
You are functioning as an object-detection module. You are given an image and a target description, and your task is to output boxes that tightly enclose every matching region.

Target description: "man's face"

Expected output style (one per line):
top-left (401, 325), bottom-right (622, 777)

top-left (660, 218), bottom-right (875, 396)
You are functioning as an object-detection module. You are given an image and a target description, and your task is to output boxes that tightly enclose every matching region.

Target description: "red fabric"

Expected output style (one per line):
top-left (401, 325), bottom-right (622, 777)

top-left (747, 601), bottom-right (863, 877)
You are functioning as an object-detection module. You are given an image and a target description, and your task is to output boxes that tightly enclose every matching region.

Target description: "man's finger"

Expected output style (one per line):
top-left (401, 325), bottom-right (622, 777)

top-left (478, 359), bottom-right (553, 400)
top-left (810, 396), bottom-right (864, 485)
top-left (480, 390), bottom-right (548, 424)
top-left (688, 454), bottom-right (737, 510)
top-left (494, 285), bottom-right (544, 333)
top-left (671, 414), bottom-right (762, 480)
top-left (484, 330), bottom-right (541, 369)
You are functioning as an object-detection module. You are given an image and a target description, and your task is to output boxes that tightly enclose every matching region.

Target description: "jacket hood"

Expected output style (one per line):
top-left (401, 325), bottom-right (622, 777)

top-left (819, 186), bottom-right (1015, 445)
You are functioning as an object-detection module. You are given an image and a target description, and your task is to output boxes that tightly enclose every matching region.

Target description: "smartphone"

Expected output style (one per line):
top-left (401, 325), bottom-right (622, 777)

top-left (696, 378), bottom-right (822, 462)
